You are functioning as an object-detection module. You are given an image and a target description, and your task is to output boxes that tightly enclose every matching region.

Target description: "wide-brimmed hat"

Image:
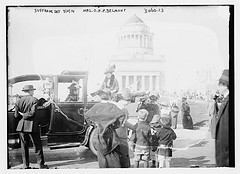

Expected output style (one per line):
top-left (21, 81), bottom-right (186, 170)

top-left (219, 69), bottom-right (229, 86)
top-left (138, 109), bottom-right (148, 121)
top-left (104, 64), bottom-right (116, 75)
top-left (171, 105), bottom-right (180, 113)
top-left (150, 114), bottom-right (161, 124)
top-left (182, 97), bottom-right (187, 101)
top-left (68, 82), bottom-right (81, 90)
top-left (149, 90), bottom-right (159, 98)
top-left (22, 85), bottom-right (36, 92)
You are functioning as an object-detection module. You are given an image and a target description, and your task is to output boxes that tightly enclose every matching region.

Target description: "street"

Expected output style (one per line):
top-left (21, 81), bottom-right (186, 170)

top-left (9, 99), bottom-right (216, 169)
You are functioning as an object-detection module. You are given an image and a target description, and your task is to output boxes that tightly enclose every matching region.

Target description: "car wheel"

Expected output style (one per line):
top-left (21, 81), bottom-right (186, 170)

top-left (88, 128), bottom-right (98, 156)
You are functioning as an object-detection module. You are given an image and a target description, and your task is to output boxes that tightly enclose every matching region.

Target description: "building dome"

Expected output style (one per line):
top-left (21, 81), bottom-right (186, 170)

top-left (117, 15), bottom-right (154, 55)
top-left (121, 14), bottom-right (149, 32)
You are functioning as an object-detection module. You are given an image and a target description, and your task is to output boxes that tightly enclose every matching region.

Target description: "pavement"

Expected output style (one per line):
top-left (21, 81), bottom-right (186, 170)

top-left (9, 122), bottom-right (216, 169)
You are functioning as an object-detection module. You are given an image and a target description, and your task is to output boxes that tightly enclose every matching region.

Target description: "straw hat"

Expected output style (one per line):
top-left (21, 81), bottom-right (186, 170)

top-left (171, 105), bottom-right (180, 113)
top-left (104, 64), bottom-right (116, 74)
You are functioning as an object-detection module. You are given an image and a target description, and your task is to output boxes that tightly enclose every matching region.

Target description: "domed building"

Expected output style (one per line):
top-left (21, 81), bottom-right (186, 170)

top-left (109, 14), bottom-right (166, 92)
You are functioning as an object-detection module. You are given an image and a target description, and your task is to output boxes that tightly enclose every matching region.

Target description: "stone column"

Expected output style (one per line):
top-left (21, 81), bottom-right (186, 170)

top-left (118, 75), bottom-right (122, 91)
top-left (126, 75), bottom-right (129, 88)
top-left (156, 74), bottom-right (160, 91)
top-left (142, 75), bottom-right (145, 91)
top-left (150, 75), bottom-right (153, 91)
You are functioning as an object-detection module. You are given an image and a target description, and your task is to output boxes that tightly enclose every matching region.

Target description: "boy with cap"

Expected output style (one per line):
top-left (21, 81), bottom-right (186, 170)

top-left (14, 85), bottom-right (48, 169)
top-left (215, 69), bottom-right (231, 167)
top-left (155, 112), bottom-right (177, 168)
top-left (130, 109), bottom-right (152, 168)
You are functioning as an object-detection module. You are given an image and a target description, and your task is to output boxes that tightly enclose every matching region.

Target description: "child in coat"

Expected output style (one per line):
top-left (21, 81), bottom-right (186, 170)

top-left (149, 114), bottom-right (161, 168)
top-left (155, 112), bottom-right (177, 168)
top-left (130, 109), bottom-right (152, 168)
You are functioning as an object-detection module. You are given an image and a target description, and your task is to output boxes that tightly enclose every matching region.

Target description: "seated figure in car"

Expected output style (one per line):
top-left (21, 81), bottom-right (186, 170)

top-left (65, 82), bottom-right (81, 102)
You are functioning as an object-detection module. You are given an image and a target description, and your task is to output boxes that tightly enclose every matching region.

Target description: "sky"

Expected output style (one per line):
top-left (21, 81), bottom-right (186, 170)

top-left (7, 5), bottom-right (229, 92)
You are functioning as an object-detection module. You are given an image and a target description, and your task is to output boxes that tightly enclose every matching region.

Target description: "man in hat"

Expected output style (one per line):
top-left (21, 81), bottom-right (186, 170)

top-left (14, 85), bottom-right (48, 169)
top-left (136, 90), bottom-right (160, 124)
top-left (215, 69), bottom-right (230, 167)
top-left (100, 64), bottom-right (119, 99)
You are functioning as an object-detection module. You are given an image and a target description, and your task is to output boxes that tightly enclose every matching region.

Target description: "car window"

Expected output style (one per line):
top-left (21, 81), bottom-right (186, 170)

top-left (58, 79), bottom-right (83, 102)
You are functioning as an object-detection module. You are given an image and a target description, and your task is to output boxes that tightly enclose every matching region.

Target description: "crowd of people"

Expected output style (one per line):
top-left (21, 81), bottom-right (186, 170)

top-left (13, 64), bottom-right (231, 169)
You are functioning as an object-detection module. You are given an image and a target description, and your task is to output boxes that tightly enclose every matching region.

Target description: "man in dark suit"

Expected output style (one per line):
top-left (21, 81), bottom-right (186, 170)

top-left (14, 85), bottom-right (48, 169)
top-left (215, 69), bottom-right (231, 167)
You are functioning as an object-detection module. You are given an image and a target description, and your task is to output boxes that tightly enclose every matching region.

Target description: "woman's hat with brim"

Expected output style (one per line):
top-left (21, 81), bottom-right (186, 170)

top-left (149, 90), bottom-right (159, 98)
top-left (68, 83), bottom-right (81, 90)
top-left (22, 85), bottom-right (36, 92)
top-left (219, 69), bottom-right (229, 86)
top-left (182, 97), bottom-right (187, 101)
top-left (104, 64), bottom-right (116, 75)
top-left (171, 105), bottom-right (180, 113)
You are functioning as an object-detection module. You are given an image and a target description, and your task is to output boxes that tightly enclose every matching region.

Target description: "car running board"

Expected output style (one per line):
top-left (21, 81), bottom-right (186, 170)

top-left (49, 143), bottom-right (80, 150)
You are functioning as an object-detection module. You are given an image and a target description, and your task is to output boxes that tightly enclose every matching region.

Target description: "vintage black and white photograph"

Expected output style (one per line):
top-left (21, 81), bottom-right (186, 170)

top-left (2, 1), bottom-right (237, 173)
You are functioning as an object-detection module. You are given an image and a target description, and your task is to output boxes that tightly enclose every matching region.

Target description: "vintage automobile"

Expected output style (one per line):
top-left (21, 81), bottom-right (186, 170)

top-left (8, 70), bottom-right (98, 155)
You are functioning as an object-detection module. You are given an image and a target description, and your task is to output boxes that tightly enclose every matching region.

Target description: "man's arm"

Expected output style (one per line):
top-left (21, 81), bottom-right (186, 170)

top-left (22, 100), bottom-right (38, 120)
top-left (14, 104), bottom-right (20, 118)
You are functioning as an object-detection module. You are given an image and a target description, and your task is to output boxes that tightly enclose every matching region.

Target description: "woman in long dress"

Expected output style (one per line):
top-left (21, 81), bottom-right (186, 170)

top-left (181, 97), bottom-right (193, 129)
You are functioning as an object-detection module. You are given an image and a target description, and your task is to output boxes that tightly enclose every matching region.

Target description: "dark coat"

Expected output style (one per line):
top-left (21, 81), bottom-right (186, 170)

top-left (155, 127), bottom-right (177, 157)
top-left (85, 102), bottom-right (125, 168)
top-left (181, 101), bottom-right (193, 129)
top-left (130, 121), bottom-right (152, 149)
top-left (14, 95), bottom-right (39, 132)
top-left (137, 102), bottom-right (160, 123)
top-left (215, 95), bottom-right (229, 167)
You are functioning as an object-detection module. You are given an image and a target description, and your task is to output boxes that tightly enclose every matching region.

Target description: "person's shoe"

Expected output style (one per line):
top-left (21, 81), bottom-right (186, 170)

top-left (39, 164), bottom-right (49, 169)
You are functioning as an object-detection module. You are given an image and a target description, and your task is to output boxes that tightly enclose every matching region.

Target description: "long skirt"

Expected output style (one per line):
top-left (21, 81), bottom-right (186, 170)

top-left (182, 114), bottom-right (193, 129)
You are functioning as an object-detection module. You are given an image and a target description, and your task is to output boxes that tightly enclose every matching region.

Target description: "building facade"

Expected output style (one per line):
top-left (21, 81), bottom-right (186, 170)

top-left (109, 15), bottom-right (166, 92)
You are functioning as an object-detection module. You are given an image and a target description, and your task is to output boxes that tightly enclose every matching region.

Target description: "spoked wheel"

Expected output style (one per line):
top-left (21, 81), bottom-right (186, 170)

top-left (88, 128), bottom-right (98, 156)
